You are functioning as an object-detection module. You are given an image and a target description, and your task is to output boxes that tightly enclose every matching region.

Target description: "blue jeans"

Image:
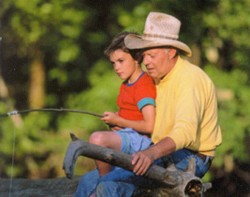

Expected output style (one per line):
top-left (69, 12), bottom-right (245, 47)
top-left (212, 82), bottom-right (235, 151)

top-left (114, 128), bottom-right (152, 154)
top-left (74, 167), bottom-right (136, 197)
top-left (74, 128), bottom-right (152, 197)
top-left (74, 149), bottom-right (212, 197)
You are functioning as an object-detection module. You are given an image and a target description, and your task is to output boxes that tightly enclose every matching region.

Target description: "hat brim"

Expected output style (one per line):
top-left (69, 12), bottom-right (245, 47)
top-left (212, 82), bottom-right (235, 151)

top-left (124, 34), bottom-right (192, 57)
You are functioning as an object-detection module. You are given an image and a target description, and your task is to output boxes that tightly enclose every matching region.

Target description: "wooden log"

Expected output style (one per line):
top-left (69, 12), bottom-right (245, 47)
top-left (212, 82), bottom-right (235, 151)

top-left (63, 133), bottom-right (211, 196)
top-left (0, 177), bottom-right (80, 197)
top-left (63, 133), bottom-right (176, 187)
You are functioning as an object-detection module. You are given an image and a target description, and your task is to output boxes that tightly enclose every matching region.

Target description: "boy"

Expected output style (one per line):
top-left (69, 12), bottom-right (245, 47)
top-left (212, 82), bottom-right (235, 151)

top-left (74, 32), bottom-right (156, 197)
top-left (89, 31), bottom-right (156, 176)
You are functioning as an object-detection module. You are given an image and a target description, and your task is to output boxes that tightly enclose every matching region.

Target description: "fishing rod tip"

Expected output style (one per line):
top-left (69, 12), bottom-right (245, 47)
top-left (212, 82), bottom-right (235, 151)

top-left (7, 110), bottom-right (18, 116)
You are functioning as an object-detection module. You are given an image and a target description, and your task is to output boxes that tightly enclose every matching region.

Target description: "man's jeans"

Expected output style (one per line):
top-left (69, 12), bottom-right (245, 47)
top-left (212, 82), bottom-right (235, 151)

top-left (74, 149), bottom-right (212, 197)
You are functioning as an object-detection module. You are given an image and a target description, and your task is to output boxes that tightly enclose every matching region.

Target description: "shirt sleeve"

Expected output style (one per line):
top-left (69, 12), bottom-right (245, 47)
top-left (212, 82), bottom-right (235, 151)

top-left (134, 75), bottom-right (156, 110)
top-left (167, 77), bottom-right (202, 150)
top-left (138, 97), bottom-right (156, 110)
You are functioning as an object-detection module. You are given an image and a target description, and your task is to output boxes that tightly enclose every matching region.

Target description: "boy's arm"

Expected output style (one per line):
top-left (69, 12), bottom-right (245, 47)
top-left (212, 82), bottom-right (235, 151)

top-left (101, 105), bottom-right (155, 134)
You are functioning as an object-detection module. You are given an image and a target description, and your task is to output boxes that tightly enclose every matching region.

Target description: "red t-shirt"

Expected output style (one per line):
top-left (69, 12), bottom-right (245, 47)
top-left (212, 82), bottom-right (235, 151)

top-left (117, 72), bottom-right (156, 120)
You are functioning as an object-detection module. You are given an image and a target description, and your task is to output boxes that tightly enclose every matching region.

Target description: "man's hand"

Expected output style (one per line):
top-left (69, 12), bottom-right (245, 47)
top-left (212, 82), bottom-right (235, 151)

top-left (131, 149), bottom-right (155, 175)
top-left (131, 137), bottom-right (176, 176)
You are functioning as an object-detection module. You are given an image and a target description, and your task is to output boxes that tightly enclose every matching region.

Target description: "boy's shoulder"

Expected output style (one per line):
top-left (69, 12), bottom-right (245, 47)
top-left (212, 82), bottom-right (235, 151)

top-left (139, 72), bottom-right (155, 84)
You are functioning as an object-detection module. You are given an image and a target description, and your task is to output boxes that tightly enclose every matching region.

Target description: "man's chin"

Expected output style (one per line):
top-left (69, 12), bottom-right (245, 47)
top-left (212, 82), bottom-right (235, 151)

top-left (147, 72), bottom-right (156, 78)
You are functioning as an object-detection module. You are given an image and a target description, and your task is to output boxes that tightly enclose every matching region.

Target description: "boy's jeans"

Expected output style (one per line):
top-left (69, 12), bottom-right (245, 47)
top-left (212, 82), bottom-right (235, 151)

top-left (74, 149), bottom-right (212, 197)
top-left (74, 167), bottom-right (136, 197)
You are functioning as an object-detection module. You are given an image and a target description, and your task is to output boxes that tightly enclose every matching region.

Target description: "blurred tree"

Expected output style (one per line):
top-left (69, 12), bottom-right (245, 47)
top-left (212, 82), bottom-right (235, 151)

top-left (0, 0), bottom-right (87, 108)
top-left (203, 0), bottom-right (250, 74)
top-left (0, 0), bottom-right (88, 178)
top-left (0, 0), bottom-right (147, 178)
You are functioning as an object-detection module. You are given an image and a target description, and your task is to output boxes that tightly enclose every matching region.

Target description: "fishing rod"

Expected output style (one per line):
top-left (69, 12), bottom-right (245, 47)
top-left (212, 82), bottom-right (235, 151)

top-left (0, 108), bottom-right (103, 118)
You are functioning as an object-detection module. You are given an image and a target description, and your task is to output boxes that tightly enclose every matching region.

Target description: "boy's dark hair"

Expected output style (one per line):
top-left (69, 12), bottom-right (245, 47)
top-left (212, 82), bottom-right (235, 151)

top-left (104, 32), bottom-right (143, 64)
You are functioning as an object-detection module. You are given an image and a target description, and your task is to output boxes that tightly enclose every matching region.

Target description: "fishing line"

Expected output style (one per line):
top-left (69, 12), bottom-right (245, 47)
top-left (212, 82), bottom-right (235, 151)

top-left (0, 36), bottom-right (14, 196)
top-left (8, 125), bottom-right (16, 197)
top-left (0, 108), bottom-right (103, 118)
top-left (1, 36), bottom-right (16, 196)
top-left (0, 108), bottom-right (102, 196)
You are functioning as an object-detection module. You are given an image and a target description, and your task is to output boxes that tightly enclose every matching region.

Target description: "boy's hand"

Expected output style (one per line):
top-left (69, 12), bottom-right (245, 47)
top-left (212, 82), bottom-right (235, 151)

top-left (109, 125), bottom-right (123, 131)
top-left (101, 112), bottom-right (119, 125)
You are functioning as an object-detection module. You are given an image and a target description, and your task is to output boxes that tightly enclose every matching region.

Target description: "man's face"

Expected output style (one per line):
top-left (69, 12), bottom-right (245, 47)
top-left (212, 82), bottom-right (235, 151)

top-left (142, 48), bottom-right (171, 80)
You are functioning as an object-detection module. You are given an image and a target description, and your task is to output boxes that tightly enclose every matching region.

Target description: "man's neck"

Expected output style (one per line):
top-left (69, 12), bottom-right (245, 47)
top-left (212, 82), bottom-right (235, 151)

top-left (158, 55), bottom-right (179, 82)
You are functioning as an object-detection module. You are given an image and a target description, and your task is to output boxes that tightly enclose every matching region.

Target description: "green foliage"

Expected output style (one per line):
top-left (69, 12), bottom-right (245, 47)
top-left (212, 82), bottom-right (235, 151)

top-left (5, 0), bottom-right (86, 52)
top-left (205, 66), bottom-right (250, 167)
top-left (203, 0), bottom-right (250, 72)
top-left (58, 60), bottom-right (120, 139)
top-left (0, 113), bottom-right (49, 177)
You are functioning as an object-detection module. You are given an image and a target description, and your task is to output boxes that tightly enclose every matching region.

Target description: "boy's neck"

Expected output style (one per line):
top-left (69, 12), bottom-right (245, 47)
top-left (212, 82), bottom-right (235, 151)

top-left (128, 69), bottom-right (144, 84)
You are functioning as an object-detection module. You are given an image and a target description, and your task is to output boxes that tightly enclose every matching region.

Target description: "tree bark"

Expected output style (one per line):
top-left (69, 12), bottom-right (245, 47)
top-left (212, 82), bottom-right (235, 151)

top-left (0, 177), bottom-right (80, 197)
top-left (0, 76), bottom-right (23, 127)
top-left (29, 49), bottom-right (45, 108)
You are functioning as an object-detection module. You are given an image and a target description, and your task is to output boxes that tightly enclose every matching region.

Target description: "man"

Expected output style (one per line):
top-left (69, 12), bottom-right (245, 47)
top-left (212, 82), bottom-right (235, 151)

top-left (124, 12), bottom-right (222, 179)
top-left (77, 12), bottom-right (222, 197)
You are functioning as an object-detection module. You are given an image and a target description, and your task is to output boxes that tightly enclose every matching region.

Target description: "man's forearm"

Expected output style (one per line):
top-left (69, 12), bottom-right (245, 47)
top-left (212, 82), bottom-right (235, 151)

top-left (149, 137), bottom-right (176, 161)
top-left (131, 136), bottom-right (177, 175)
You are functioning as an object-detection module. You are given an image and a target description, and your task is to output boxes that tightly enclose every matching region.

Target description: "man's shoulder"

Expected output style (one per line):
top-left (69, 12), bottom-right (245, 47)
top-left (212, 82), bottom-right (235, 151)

top-left (178, 58), bottom-right (208, 78)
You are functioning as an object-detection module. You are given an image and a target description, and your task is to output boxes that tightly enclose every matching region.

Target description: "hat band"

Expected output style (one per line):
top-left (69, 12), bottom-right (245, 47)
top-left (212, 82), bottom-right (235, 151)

top-left (143, 33), bottom-right (178, 40)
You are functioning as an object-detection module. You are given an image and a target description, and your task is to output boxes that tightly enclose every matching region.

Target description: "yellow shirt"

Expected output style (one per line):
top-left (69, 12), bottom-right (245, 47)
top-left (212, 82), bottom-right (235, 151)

top-left (152, 57), bottom-right (222, 156)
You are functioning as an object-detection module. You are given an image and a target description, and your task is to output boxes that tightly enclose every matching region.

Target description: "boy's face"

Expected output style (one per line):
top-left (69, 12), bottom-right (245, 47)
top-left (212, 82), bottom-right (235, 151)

top-left (109, 49), bottom-right (139, 81)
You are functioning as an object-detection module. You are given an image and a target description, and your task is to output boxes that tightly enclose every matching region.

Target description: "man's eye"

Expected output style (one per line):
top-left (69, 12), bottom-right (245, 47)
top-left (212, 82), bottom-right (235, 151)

top-left (144, 54), bottom-right (154, 58)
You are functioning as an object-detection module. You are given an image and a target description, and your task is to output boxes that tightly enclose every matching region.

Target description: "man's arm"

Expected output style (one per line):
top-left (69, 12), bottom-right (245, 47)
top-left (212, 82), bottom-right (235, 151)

top-left (131, 136), bottom-right (176, 175)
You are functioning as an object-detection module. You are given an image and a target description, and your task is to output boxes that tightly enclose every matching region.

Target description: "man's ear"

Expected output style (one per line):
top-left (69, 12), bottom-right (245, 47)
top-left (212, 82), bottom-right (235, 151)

top-left (168, 49), bottom-right (177, 59)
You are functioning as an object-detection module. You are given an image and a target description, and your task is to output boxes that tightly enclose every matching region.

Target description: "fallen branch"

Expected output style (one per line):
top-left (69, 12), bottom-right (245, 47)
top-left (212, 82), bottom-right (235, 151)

top-left (63, 133), bottom-right (212, 196)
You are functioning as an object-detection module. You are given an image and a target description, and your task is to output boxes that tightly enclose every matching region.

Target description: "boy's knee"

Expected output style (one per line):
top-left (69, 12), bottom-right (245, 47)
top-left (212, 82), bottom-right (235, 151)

top-left (89, 132), bottom-right (104, 145)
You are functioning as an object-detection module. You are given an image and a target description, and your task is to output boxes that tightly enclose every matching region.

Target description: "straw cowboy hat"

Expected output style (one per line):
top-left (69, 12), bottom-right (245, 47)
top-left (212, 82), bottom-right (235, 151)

top-left (124, 12), bottom-right (192, 57)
